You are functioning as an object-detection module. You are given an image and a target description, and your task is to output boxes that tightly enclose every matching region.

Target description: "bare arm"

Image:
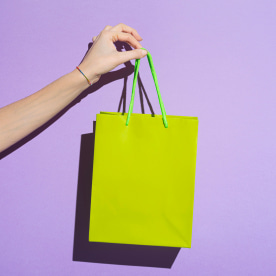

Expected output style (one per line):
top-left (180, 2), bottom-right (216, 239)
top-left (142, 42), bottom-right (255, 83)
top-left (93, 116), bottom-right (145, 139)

top-left (0, 23), bottom-right (147, 152)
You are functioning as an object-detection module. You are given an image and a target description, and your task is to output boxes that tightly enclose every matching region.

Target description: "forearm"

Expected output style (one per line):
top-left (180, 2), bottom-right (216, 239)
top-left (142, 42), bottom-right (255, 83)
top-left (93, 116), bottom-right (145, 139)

top-left (0, 23), bottom-right (146, 153)
top-left (0, 68), bottom-right (95, 152)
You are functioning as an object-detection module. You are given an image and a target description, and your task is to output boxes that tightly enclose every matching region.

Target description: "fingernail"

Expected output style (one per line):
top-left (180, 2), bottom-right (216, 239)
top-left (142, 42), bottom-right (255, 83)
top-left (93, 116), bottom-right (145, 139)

top-left (142, 49), bottom-right (147, 55)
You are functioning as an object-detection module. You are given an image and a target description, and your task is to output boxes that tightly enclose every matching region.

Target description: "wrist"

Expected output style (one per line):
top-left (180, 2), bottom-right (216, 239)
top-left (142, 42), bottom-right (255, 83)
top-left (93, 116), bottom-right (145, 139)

top-left (68, 67), bottom-right (99, 92)
top-left (76, 63), bottom-right (100, 85)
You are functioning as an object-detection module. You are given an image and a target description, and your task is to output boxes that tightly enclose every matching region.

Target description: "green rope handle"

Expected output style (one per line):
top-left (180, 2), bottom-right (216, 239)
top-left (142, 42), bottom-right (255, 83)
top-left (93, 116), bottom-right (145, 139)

top-left (126, 48), bottom-right (168, 128)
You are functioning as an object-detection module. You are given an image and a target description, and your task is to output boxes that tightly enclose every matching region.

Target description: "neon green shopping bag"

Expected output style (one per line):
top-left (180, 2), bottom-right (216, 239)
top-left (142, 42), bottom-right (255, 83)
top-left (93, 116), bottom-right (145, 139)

top-left (89, 50), bottom-right (198, 248)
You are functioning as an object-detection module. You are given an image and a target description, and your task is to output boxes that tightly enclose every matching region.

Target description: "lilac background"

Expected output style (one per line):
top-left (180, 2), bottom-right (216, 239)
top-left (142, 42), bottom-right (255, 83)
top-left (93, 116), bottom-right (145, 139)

top-left (1, 0), bottom-right (276, 275)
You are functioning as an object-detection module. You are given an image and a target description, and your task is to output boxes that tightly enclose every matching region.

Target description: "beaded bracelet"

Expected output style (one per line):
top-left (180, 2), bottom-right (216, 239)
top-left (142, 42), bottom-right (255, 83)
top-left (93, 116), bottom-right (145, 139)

top-left (76, 66), bottom-right (92, 86)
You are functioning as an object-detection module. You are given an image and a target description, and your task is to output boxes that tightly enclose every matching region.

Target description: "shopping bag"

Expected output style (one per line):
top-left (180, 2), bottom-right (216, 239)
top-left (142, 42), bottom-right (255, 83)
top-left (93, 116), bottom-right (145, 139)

top-left (89, 49), bottom-right (198, 248)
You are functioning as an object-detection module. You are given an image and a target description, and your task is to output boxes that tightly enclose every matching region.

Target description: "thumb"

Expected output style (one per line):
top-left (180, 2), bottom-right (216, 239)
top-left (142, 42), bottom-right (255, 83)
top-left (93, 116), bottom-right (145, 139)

top-left (117, 48), bottom-right (148, 64)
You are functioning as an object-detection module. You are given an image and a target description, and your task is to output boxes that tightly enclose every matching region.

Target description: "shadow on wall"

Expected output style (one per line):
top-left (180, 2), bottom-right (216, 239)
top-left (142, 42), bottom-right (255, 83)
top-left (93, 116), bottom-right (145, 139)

top-left (0, 37), bottom-right (181, 267)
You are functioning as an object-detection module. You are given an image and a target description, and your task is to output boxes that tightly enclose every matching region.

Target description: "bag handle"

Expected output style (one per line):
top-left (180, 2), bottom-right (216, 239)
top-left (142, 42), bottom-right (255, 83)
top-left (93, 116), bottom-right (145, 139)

top-left (126, 48), bottom-right (168, 128)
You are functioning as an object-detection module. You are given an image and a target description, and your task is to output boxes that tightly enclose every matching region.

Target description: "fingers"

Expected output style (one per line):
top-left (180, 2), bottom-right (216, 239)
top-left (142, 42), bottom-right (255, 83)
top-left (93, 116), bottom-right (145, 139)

top-left (117, 48), bottom-right (148, 64)
top-left (111, 23), bottom-right (142, 41)
top-left (103, 25), bottom-right (112, 30)
top-left (111, 32), bottom-right (143, 49)
top-left (93, 23), bottom-right (143, 47)
top-left (83, 24), bottom-right (147, 79)
top-left (93, 25), bottom-right (112, 41)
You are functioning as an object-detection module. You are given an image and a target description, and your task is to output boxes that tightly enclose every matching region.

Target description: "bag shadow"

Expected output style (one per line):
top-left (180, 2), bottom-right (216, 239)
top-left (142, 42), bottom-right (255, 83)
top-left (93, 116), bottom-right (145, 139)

top-left (72, 127), bottom-right (181, 268)
top-left (73, 47), bottom-right (181, 268)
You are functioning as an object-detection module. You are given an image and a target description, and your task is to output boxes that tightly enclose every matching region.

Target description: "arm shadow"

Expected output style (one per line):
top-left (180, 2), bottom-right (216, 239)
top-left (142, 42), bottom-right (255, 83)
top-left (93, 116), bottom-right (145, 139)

top-left (0, 42), bottom-right (133, 160)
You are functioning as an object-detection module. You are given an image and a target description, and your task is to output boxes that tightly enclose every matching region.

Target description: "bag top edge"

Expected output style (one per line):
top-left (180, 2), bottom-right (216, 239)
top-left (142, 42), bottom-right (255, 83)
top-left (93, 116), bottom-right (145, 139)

top-left (99, 111), bottom-right (198, 120)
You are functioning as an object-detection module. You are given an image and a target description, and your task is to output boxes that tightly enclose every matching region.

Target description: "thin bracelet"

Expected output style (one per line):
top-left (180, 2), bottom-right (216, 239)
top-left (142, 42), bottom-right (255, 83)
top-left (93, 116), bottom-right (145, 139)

top-left (76, 66), bottom-right (92, 86)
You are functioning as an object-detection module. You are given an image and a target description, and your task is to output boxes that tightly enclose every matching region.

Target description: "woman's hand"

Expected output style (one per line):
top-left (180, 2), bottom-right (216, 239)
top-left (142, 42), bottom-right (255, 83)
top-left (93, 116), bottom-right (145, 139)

top-left (0, 23), bottom-right (146, 154)
top-left (78, 23), bottom-right (148, 84)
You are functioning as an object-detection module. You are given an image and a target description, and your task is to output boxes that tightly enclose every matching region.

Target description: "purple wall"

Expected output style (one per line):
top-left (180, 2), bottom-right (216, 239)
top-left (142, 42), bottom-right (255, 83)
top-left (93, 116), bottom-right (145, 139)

top-left (1, 0), bottom-right (275, 275)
